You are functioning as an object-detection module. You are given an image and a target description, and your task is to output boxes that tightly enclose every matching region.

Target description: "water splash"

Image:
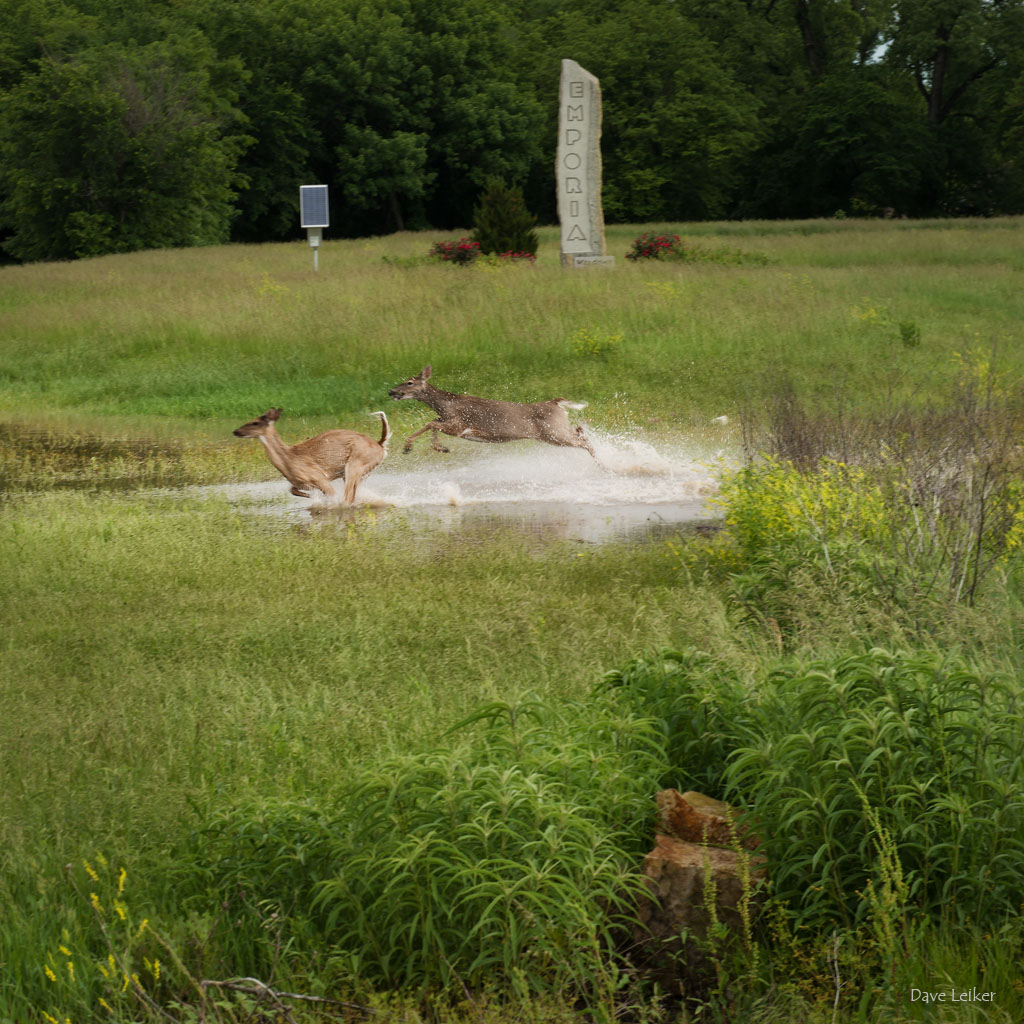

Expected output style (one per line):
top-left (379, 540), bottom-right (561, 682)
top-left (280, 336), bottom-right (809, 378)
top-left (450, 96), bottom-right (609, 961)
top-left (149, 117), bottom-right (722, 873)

top-left (203, 431), bottom-right (727, 541)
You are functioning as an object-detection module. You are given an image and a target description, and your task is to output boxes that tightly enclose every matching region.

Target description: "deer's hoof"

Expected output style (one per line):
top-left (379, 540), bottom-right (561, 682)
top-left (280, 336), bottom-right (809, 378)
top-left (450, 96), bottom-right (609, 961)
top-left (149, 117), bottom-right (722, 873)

top-left (402, 444), bottom-right (413, 454)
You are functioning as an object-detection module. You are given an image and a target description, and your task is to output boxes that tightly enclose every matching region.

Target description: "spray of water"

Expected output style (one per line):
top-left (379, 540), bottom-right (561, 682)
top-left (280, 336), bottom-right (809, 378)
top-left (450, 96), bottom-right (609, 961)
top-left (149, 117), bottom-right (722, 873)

top-left (356, 429), bottom-right (721, 509)
top-left (204, 430), bottom-right (729, 540)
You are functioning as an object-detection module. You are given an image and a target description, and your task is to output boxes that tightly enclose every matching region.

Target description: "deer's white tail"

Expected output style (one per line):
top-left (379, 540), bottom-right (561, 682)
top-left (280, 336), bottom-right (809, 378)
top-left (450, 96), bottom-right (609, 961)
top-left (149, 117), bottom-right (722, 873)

top-left (371, 411), bottom-right (392, 447)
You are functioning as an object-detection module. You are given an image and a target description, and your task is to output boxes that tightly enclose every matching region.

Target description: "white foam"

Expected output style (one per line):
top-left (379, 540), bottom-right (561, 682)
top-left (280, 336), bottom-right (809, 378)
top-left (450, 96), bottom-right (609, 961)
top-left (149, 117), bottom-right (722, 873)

top-left (354, 431), bottom-right (720, 509)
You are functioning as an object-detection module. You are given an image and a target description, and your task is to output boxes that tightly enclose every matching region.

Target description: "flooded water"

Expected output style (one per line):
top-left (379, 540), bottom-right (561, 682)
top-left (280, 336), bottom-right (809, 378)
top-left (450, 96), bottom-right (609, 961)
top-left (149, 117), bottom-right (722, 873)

top-left (0, 421), bottom-right (201, 491)
top-left (3, 419), bottom-right (726, 543)
top-left (205, 431), bottom-right (725, 544)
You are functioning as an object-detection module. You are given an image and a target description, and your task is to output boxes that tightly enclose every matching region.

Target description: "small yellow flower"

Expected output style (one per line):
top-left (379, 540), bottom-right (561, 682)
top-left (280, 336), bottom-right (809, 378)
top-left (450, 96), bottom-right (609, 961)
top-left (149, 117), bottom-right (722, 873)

top-left (83, 859), bottom-right (99, 882)
top-left (89, 892), bottom-right (103, 914)
top-left (117, 867), bottom-right (126, 895)
top-left (135, 918), bottom-right (148, 939)
top-left (66, 960), bottom-right (74, 981)
top-left (58, 945), bottom-right (71, 957)
top-left (113, 899), bottom-right (126, 921)
top-left (44, 964), bottom-right (57, 983)
top-left (99, 997), bottom-right (113, 1013)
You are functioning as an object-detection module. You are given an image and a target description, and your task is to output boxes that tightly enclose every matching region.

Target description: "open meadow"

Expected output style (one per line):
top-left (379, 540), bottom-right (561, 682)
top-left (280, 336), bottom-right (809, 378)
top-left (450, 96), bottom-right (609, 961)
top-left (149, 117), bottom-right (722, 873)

top-left (2, 220), bottom-right (1024, 1023)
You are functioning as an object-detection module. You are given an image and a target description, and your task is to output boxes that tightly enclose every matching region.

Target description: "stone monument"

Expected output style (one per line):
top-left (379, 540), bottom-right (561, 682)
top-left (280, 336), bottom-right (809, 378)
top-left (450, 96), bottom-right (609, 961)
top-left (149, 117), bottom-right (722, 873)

top-left (557, 60), bottom-right (613, 267)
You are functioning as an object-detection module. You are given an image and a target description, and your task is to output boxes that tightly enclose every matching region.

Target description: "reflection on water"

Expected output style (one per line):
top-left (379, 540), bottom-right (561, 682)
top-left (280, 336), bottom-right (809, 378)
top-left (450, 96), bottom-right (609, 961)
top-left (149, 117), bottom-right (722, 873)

top-left (308, 499), bottom-right (718, 545)
top-left (0, 421), bottom-right (198, 491)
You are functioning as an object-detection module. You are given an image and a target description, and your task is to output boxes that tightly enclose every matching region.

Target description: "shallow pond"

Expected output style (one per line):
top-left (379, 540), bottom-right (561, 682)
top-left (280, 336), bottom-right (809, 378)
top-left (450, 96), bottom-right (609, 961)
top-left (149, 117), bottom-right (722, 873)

top-left (204, 431), bottom-right (724, 544)
top-left (3, 420), bottom-right (725, 542)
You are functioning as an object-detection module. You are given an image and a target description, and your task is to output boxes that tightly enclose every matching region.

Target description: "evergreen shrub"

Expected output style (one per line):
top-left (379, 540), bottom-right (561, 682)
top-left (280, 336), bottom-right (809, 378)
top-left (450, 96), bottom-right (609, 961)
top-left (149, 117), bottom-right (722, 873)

top-left (470, 178), bottom-right (539, 257)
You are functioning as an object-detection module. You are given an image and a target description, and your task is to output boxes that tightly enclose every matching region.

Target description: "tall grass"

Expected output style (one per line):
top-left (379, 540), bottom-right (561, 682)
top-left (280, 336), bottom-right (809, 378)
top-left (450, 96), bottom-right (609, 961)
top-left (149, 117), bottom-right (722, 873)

top-left (1, 219), bottom-right (1022, 439)
top-left (3, 221), bottom-right (1024, 1022)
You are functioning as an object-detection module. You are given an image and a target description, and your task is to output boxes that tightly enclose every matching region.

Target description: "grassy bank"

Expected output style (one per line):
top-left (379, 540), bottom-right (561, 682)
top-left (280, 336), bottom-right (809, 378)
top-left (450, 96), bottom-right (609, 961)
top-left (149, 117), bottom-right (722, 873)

top-left (2, 220), bottom-right (1023, 1023)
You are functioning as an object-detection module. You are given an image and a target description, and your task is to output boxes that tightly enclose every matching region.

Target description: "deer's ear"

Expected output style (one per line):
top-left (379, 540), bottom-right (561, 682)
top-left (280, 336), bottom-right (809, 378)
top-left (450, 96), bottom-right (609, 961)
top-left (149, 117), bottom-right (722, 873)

top-left (421, 365), bottom-right (432, 380)
top-left (266, 408), bottom-right (282, 421)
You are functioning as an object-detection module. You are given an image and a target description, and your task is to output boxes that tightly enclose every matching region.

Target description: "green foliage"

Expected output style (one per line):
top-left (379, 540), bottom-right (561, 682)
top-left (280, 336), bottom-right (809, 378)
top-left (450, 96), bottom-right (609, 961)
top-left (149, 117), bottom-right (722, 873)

top-left (183, 697), bottom-right (664, 1003)
top-left (715, 447), bottom-right (1024, 631)
top-left (608, 647), bottom-right (1024, 934)
top-left (0, 36), bottom-right (249, 261)
top-left (470, 177), bottom-right (539, 257)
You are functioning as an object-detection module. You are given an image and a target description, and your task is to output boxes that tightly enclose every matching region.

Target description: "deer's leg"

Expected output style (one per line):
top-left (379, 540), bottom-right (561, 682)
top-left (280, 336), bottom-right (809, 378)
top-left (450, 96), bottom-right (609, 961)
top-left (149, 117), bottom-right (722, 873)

top-left (575, 426), bottom-right (596, 458)
top-left (342, 462), bottom-right (366, 505)
top-left (403, 420), bottom-right (450, 454)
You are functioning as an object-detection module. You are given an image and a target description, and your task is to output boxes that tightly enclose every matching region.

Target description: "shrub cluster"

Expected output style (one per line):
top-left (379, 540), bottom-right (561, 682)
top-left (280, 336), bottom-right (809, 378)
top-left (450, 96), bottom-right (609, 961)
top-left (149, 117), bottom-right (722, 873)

top-left (428, 237), bottom-right (481, 265)
top-left (625, 231), bottom-right (684, 261)
top-left (179, 696), bottom-right (664, 1004)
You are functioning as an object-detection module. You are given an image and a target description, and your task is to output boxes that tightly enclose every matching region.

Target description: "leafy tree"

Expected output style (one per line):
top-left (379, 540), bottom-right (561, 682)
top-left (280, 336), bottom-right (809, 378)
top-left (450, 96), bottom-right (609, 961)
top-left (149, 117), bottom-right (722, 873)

top-left (536, 1), bottom-right (760, 221)
top-left (884, 0), bottom-right (1024, 125)
top-left (0, 36), bottom-right (249, 260)
top-left (740, 68), bottom-right (939, 217)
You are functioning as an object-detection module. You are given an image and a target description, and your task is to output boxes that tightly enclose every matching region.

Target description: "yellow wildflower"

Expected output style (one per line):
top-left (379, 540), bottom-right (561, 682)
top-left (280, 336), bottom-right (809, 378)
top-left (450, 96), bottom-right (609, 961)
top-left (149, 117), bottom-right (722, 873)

top-left (83, 859), bottom-right (99, 882)
top-left (44, 965), bottom-right (57, 983)
top-left (117, 867), bottom-right (126, 895)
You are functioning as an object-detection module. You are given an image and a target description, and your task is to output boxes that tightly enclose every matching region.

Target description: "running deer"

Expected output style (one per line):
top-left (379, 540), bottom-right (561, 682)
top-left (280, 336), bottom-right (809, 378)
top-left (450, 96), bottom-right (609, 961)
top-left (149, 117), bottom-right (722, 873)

top-left (388, 365), bottom-right (595, 457)
top-left (233, 408), bottom-right (391, 504)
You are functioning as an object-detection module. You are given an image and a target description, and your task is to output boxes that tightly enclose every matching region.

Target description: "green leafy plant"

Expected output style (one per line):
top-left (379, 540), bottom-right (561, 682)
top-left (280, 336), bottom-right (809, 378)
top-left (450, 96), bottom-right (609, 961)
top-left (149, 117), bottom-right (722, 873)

top-left (183, 696), bottom-right (665, 1009)
top-left (470, 178), bottom-right (539, 257)
top-left (608, 648), bottom-right (1024, 933)
top-left (571, 327), bottom-right (622, 359)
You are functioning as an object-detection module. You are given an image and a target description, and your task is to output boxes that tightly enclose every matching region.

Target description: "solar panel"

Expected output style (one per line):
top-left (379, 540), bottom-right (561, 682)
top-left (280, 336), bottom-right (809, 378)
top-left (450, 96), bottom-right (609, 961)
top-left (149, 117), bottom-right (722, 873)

top-left (299, 185), bottom-right (329, 228)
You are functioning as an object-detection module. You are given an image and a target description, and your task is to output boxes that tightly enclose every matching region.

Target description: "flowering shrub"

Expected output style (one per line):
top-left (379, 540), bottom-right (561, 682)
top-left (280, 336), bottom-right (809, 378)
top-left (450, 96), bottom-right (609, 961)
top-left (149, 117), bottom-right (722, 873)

top-left (572, 327), bottom-right (622, 359)
top-left (496, 249), bottom-right (536, 264)
top-left (428, 237), bottom-right (480, 265)
top-left (625, 232), bottom-right (684, 261)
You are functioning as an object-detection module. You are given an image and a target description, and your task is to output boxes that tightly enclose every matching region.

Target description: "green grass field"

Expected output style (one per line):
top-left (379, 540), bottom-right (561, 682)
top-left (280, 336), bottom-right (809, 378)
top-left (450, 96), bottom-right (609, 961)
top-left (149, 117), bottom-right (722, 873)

top-left (2, 220), bottom-right (1023, 1023)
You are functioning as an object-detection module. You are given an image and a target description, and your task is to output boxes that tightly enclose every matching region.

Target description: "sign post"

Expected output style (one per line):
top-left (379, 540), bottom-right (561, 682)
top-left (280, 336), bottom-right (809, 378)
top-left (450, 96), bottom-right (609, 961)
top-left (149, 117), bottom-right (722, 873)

top-left (557, 60), bottom-right (613, 267)
top-left (299, 185), bottom-right (329, 271)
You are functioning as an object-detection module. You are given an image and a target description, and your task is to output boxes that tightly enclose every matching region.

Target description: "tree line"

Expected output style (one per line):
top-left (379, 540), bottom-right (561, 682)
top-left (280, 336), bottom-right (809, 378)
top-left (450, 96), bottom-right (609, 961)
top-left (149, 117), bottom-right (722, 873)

top-left (1, 0), bottom-right (1022, 261)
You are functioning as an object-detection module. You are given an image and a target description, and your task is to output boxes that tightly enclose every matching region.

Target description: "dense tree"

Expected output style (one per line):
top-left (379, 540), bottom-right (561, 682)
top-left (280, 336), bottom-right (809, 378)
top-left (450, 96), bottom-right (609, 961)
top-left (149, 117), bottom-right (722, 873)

top-left (1, 0), bottom-right (1022, 260)
top-left (0, 35), bottom-right (248, 260)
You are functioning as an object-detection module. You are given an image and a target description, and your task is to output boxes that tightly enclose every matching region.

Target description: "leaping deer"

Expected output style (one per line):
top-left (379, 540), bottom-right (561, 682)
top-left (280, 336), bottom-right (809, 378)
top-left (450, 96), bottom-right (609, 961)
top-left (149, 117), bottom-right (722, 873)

top-left (388, 365), bottom-right (595, 457)
top-left (233, 408), bottom-right (390, 504)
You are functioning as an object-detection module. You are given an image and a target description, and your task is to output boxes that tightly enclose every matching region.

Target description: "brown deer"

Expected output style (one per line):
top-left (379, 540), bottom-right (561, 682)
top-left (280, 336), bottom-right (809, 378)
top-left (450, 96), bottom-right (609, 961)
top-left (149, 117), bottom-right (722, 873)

top-left (233, 408), bottom-right (390, 504)
top-left (388, 365), bottom-right (595, 457)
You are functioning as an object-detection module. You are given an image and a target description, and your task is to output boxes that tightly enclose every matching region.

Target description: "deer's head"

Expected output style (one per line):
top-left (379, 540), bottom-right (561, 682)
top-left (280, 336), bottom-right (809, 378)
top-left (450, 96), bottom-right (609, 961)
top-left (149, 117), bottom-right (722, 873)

top-left (388, 365), bottom-right (433, 400)
top-left (233, 408), bottom-right (282, 437)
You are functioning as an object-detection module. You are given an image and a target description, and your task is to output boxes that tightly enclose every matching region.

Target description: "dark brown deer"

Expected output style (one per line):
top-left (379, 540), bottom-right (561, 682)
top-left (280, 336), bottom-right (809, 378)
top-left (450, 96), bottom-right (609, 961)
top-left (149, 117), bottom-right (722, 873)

top-left (233, 408), bottom-right (390, 504)
top-left (388, 365), bottom-right (595, 457)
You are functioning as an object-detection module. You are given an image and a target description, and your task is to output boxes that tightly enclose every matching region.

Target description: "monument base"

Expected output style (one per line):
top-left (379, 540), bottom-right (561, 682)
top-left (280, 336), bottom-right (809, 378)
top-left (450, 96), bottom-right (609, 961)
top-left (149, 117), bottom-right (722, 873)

top-left (572, 255), bottom-right (615, 267)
